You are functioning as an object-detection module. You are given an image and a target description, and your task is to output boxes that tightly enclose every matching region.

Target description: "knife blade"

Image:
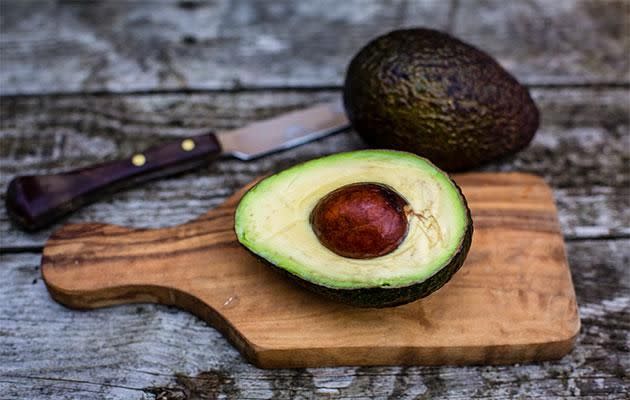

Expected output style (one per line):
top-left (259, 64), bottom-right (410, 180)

top-left (6, 100), bottom-right (351, 231)
top-left (219, 100), bottom-right (349, 160)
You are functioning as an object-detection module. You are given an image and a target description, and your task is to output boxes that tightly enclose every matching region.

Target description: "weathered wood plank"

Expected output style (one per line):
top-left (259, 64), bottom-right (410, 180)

top-left (1, 88), bottom-right (628, 248)
top-left (1, 0), bottom-right (628, 95)
top-left (1, 239), bottom-right (627, 399)
top-left (1, 88), bottom-right (626, 185)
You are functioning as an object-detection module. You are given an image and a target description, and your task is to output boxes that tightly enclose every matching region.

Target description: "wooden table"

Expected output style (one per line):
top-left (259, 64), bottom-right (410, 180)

top-left (1, 1), bottom-right (628, 398)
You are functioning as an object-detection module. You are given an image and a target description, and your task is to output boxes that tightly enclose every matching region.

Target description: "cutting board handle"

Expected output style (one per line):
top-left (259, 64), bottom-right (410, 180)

top-left (40, 180), bottom-right (256, 310)
top-left (40, 214), bottom-right (264, 363)
top-left (40, 180), bottom-right (273, 365)
top-left (43, 222), bottom-right (157, 307)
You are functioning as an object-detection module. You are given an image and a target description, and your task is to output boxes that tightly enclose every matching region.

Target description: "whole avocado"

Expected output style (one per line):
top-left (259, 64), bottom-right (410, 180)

top-left (343, 28), bottom-right (540, 171)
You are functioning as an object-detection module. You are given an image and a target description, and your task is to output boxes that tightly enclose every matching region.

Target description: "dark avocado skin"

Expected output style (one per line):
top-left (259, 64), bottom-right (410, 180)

top-left (343, 28), bottom-right (540, 171)
top-left (243, 180), bottom-right (473, 308)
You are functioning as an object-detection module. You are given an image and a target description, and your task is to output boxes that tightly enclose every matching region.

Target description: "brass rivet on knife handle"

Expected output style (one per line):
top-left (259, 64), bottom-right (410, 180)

top-left (181, 139), bottom-right (196, 151)
top-left (131, 154), bottom-right (146, 167)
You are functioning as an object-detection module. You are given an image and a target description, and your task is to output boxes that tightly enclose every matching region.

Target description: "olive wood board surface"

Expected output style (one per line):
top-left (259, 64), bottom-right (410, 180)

top-left (41, 172), bottom-right (580, 368)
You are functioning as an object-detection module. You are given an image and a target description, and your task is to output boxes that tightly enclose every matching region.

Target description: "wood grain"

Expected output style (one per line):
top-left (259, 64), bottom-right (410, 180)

top-left (40, 173), bottom-right (579, 368)
top-left (1, 0), bottom-right (628, 95)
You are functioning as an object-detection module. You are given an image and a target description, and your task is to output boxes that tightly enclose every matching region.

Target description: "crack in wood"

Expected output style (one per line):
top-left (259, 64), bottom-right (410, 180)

top-left (0, 374), bottom-right (147, 392)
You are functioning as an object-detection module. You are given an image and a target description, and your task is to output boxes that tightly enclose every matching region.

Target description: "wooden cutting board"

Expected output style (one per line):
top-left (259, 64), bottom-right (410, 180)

top-left (41, 172), bottom-right (579, 368)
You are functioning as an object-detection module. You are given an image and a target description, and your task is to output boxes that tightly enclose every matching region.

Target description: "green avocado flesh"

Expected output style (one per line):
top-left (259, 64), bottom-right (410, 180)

top-left (235, 150), bottom-right (473, 307)
top-left (343, 28), bottom-right (540, 171)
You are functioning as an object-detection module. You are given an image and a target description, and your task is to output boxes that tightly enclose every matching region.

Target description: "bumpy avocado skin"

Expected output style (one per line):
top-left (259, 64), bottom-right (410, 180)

top-left (243, 179), bottom-right (473, 308)
top-left (344, 28), bottom-right (540, 171)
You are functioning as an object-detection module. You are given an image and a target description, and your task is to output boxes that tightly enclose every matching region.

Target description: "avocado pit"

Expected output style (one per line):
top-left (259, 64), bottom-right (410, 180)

top-left (310, 183), bottom-right (409, 259)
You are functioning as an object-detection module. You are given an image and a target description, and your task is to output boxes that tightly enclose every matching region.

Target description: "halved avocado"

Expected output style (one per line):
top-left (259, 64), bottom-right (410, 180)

top-left (234, 150), bottom-right (473, 307)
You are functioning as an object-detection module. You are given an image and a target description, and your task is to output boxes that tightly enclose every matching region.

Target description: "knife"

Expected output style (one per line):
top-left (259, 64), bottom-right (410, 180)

top-left (6, 101), bottom-right (350, 231)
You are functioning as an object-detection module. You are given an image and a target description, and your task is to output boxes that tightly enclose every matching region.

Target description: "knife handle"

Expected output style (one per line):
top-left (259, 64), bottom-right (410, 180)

top-left (6, 132), bottom-right (222, 231)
